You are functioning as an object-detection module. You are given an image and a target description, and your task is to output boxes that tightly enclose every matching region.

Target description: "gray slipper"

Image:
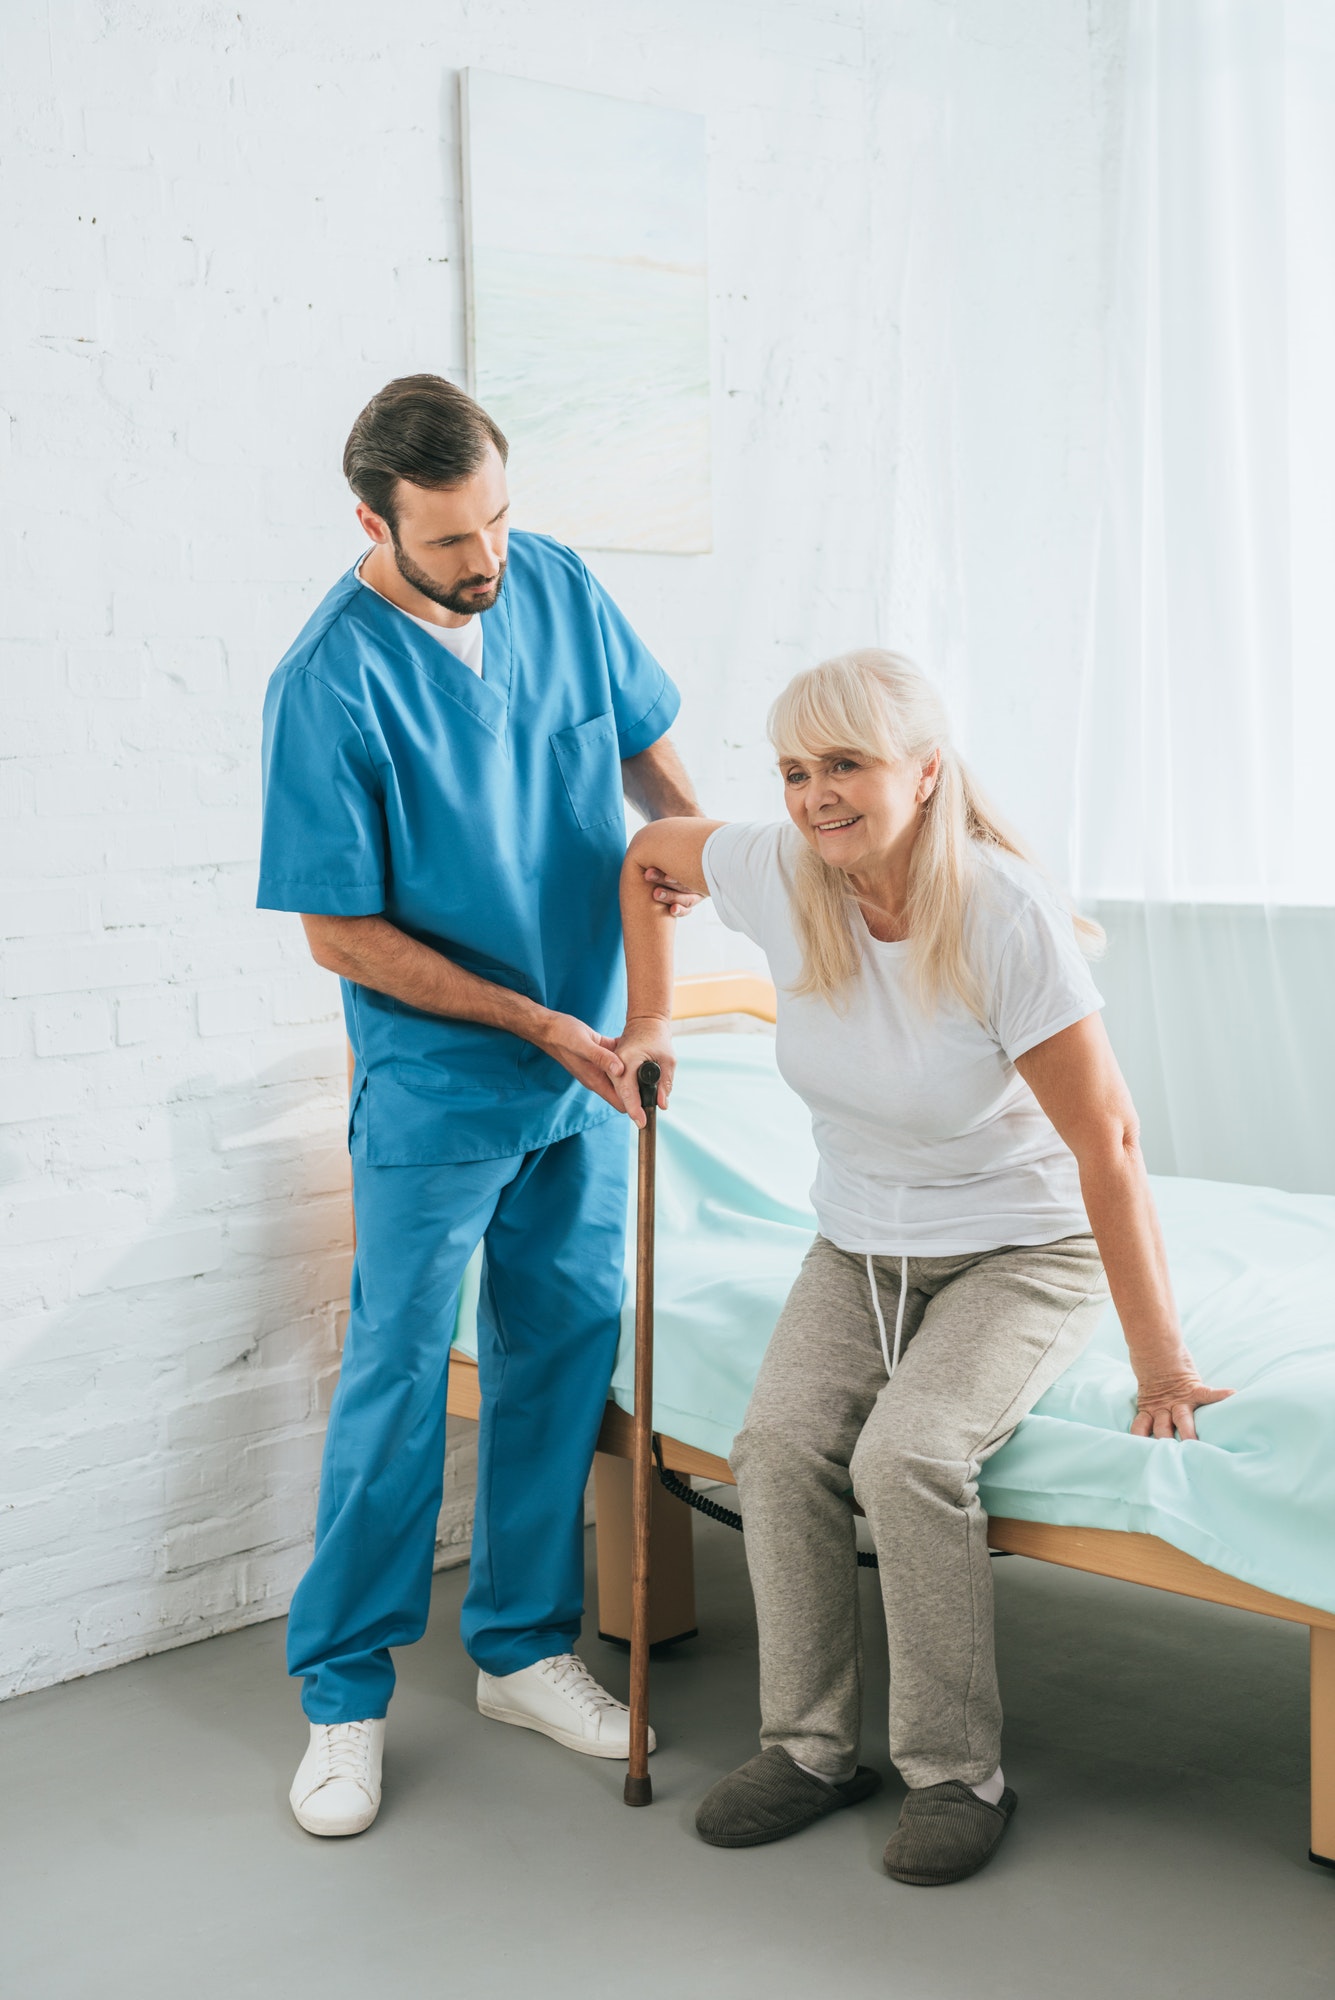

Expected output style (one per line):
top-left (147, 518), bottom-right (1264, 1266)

top-left (882, 1780), bottom-right (1018, 1885)
top-left (696, 1745), bottom-right (882, 1849)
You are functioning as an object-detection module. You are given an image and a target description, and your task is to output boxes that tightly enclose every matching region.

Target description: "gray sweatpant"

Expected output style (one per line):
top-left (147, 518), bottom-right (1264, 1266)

top-left (729, 1232), bottom-right (1107, 1789)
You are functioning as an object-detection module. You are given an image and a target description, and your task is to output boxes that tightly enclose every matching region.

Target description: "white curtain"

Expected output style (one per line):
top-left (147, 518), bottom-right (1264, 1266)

top-left (1074, 0), bottom-right (1335, 1194)
top-left (1077, 0), bottom-right (1335, 903)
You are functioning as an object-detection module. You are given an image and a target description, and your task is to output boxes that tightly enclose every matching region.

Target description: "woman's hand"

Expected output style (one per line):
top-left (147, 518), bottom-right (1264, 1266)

top-left (1131, 1364), bottom-right (1234, 1441)
top-left (610, 1014), bottom-right (677, 1127)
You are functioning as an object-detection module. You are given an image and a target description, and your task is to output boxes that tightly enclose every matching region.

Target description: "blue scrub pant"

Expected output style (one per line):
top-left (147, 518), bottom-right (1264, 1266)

top-left (286, 1102), bottom-right (630, 1723)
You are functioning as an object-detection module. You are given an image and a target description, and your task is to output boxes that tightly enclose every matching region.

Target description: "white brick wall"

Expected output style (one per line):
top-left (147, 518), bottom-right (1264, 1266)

top-left (2, 0), bottom-right (1117, 1698)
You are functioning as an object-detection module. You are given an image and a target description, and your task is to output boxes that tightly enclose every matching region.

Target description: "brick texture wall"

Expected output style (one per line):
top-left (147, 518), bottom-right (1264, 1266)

top-left (3, 0), bottom-right (1117, 1698)
top-left (1, 0), bottom-right (902, 1697)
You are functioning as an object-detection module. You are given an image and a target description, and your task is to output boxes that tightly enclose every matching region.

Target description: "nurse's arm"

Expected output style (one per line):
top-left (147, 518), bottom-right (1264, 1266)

top-left (1014, 1014), bottom-right (1232, 1442)
top-left (300, 912), bottom-right (629, 1112)
top-left (621, 734), bottom-right (708, 918)
top-left (621, 733), bottom-right (699, 821)
top-left (610, 817), bottom-right (721, 1126)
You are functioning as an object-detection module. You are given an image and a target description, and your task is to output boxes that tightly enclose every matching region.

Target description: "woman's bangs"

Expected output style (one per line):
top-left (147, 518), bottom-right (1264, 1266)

top-left (768, 663), bottom-right (898, 767)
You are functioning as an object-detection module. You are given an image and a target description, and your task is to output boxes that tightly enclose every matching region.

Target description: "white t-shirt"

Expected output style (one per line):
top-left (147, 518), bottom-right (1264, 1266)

top-left (701, 821), bottom-right (1105, 1255)
top-left (356, 562), bottom-right (484, 677)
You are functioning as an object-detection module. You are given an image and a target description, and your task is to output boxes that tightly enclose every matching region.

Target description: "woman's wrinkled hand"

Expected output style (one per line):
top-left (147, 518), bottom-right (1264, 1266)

top-left (1131, 1368), bottom-right (1234, 1441)
top-left (610, 1015), bottom-right (677, 1127)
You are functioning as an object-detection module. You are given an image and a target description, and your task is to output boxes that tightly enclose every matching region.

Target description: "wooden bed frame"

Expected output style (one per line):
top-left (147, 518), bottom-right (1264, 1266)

top-left (436, 971), bottom-right (1335, 1865)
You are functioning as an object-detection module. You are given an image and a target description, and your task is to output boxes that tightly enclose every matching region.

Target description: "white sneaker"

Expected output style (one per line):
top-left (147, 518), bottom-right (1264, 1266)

top-left (476, 1653), bottom-right (657, 1760)
top-left (289, 1718), bottom-right (385, 1837)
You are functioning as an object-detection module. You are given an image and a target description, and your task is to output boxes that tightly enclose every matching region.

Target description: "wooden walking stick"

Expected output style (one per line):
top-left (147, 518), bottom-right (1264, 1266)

top-left (624, 1057), bottom-right (661, 1808)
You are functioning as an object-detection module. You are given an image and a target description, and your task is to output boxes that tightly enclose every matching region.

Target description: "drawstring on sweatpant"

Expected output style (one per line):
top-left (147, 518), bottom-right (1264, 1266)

top-left (866, 1253), bottom-right (909, 1377)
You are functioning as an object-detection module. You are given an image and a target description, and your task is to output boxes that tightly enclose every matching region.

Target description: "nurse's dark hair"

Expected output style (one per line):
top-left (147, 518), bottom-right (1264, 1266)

top-left (343, 374), bottom-right (509, 529)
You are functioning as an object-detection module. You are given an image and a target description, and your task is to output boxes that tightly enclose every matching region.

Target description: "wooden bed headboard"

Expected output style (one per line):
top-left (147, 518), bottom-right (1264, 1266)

top-left (670, 972), bottom-right (777, 1025)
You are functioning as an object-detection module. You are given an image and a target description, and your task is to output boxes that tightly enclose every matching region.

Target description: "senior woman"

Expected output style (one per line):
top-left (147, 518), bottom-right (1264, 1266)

top-left (613, 650), bottom-right (1231, 1887)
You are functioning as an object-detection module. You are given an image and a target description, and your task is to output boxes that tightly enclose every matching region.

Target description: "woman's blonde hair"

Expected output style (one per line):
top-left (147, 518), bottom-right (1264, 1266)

top-left (767, 649), bottom-right (1103, 1018)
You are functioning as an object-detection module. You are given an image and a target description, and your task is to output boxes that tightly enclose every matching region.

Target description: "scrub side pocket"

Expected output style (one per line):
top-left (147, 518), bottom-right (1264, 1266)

top-left (550, 714), bottom-right (622, 830)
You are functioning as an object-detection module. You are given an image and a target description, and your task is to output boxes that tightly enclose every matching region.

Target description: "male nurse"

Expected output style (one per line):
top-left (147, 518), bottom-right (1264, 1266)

top-left (257, 374), bottom-right (702, 1837)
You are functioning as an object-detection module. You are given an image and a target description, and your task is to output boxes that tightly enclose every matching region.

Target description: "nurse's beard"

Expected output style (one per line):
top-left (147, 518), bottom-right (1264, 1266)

top-left (391, 540), bottom-right (507, 616)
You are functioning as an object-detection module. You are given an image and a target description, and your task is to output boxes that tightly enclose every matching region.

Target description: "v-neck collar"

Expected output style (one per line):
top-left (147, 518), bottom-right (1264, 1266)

top-left (344, 561), bottom-right (515, 739)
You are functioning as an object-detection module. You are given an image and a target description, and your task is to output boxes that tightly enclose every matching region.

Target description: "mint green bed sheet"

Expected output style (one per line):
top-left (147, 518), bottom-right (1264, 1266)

top-left (455, 1033), bottom-right (1335, 1617)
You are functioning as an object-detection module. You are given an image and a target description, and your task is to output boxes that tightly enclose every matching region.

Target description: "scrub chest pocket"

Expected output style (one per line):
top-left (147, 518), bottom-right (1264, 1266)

top-left (551, 715), bottom-right (622, 830)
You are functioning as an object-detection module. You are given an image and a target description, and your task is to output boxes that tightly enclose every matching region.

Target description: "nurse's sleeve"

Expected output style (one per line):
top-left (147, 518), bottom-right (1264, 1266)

top-left (256, 668), bottom-right (386, 916)
top-left (583, 567), bottom-right (681, 758)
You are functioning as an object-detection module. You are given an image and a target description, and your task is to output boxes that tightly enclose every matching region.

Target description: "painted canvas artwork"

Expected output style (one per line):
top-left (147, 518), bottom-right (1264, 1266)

top-left (463, 70), bottom-right (711, 555)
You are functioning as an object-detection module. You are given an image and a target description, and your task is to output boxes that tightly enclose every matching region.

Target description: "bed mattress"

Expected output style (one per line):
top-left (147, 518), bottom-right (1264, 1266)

top-left (455, 1032), bottom-right (1335, 1616)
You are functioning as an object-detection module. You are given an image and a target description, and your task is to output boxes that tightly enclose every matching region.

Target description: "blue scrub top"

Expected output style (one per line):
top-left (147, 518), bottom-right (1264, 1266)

top-left (257, 531), bottom-right (679, 1164)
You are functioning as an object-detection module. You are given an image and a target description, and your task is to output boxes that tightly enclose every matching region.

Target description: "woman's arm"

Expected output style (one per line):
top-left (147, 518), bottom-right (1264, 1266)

top-left (612, 817), bottom-right (723, 1125)
top-left (1015, 1014), bottom-right (1233, 1441)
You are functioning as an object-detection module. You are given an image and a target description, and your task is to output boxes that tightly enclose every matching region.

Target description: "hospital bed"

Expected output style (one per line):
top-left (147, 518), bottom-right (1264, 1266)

top-left (440, 974), bottom-right (1335, 1866)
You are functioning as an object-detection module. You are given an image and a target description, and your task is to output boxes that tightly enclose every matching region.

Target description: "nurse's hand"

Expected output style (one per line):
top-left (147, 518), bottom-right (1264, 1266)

top-left (536, 1011), bottom-right (628, 1111)
top-left (642, 867), bottom-right (702, 918)
top-left (610, 1016), bottom-right (676, 1127)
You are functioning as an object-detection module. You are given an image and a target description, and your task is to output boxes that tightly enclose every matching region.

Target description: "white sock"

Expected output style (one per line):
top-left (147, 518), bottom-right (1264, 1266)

top-left (792, 1756), bottom-right (855, 1787)
top-left (969, 1765), bottom-right (1005, 1806)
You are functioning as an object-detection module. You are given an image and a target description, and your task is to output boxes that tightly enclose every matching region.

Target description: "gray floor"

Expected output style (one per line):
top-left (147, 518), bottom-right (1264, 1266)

top-left (3, 1521), bottom-right (1332, 2000)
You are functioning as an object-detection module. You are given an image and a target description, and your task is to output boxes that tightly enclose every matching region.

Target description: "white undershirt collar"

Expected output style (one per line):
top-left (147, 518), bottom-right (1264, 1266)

top-left (355, 556), bottom-right (484, 678)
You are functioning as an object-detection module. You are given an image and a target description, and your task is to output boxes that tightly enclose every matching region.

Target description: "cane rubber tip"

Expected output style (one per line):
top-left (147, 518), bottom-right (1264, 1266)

top-left (624, 1773), bottom-right (653, 1807)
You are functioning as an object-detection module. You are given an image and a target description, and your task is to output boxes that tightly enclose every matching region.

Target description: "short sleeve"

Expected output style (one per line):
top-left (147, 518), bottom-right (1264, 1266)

top-left (257, 668), bottom-right (386, 915)
top-left (987, 893), bottom-right (1105, 1061)
top-left (583, 564), bottom-right (680, 758)
top-left (701, 821), bottom-right (792, 949)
